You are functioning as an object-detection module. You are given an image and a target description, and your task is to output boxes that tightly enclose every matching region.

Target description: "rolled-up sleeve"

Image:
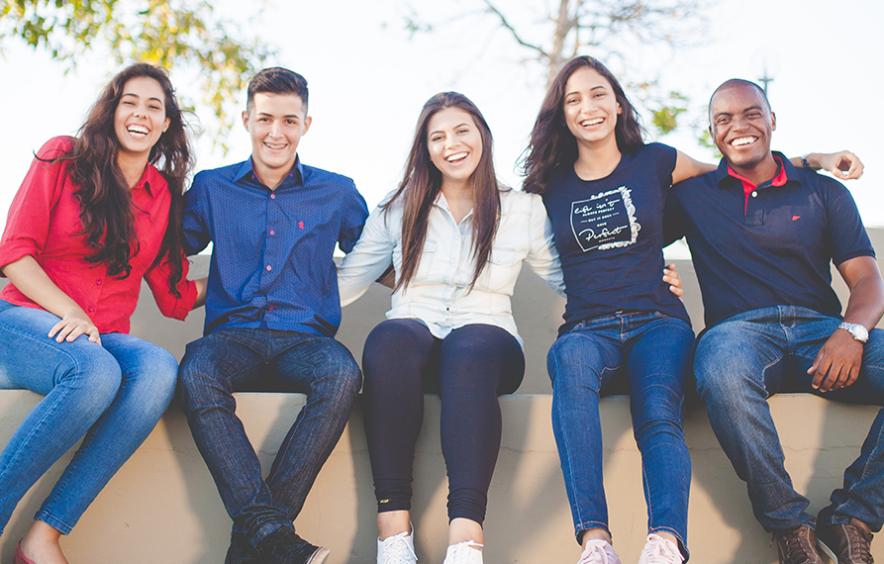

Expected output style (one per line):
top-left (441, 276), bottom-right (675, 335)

top-left (524, 194), bottom-right (565, 296)
top-left (0, 137), bottom-right (69, 274)
top-left (337, 203), bottom-right (395, 306)
top-left (145, 251), bottom-right (198, 320)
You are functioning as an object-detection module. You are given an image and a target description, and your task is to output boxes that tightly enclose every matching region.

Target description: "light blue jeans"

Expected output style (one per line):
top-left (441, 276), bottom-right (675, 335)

top-left (0, 300), bottom-right (178, 534)
top-left (695, 305), bottom-right (884, 533)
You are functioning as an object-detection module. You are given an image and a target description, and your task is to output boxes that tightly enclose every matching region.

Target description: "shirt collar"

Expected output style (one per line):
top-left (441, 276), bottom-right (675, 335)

top-left (234, 156), bottom-right (304, 189)
top-left (715, 151), bottom-right (798, 189)
top-left (133, 162), bottom-right (162, 197)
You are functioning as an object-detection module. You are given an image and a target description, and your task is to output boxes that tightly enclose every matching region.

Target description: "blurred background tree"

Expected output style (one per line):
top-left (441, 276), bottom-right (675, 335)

top-left (1, 0), bottom-right (275, 148)
top-left (402, 0), bottom-right (708, 137)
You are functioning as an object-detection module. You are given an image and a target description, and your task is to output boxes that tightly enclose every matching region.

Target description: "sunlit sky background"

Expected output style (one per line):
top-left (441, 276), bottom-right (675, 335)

top-left (1, 0), bottom-right (882, 253)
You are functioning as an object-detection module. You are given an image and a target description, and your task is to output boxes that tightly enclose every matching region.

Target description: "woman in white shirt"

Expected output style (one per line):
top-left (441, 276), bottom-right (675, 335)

top-left (337, 92), bottom-right (678, 564)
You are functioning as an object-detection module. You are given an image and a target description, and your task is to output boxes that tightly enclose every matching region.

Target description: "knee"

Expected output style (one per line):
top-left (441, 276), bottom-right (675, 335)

top-left (132, 348), bottom-right (179, 410)
top-left (65, 348), bottom-right (123, 414)
top-left (694, 331), bottom-right (757, 405)
top-left (547, 334), bottom-right (603, 392)
top-left (177, 349), bottom-right (223, 406)
top-left (632, 387), bottom-right (685, 445)
top-left (311, 345), bottom-right (361, 403)
top-left (363, 320), bottom-right (427, 366)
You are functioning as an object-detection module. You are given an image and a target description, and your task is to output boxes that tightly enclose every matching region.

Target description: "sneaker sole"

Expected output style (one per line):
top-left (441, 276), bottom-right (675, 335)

top-left (307, 546), bottom-right (331, 564)
top-left (816, 539), bottom-right (838, 563)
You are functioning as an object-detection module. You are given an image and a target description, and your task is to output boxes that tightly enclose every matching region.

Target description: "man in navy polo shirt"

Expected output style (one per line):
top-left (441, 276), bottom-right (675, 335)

top-left (178, 67), bottom-right (368, 564)
top-left (666, 79), bottom-right (883, 564)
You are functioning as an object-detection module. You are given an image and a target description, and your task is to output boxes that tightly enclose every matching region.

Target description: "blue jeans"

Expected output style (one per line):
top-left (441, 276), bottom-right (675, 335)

top-left (0, 301), bottom-right (178, 535)
top-left (548, 311), bottom-right (694, 557)
top-left (695, 305), bottom-right (884, 533)
top-left (178, 328), bottom-right (361, 547)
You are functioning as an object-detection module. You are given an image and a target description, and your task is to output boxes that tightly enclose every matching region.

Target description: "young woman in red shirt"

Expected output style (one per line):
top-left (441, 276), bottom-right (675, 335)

top-left (0, 63), bottom-right (204, 564)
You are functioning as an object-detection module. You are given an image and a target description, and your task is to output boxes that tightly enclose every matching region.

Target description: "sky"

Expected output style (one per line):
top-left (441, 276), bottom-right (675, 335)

top-left (1, 0), bottom-right (882, 247)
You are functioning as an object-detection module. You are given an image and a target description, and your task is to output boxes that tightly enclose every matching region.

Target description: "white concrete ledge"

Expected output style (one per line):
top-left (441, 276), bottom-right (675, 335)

top-left (0, 391), bottom-right (879, 563)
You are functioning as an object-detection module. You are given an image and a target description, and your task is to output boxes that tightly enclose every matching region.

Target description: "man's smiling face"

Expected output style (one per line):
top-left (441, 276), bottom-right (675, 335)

top-left (710, 83), bottom-right (776, 171)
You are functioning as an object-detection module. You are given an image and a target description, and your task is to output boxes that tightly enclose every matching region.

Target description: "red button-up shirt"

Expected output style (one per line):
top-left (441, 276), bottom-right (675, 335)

top-left (0, 136), bottom-right (197, 333)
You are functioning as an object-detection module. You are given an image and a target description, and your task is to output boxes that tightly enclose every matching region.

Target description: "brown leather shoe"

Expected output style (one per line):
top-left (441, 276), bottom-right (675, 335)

top-left (774, 525), bottom-right (824, 564)
top-left (817, 521), bottom-right (874, 563)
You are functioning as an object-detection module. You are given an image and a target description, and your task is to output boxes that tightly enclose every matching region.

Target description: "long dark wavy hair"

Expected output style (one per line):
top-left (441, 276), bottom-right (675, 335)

top-left (384, 92), bottom-right (503, 292)
top-left (521, 56), bottom-right (644, 194)
top-left (63, 63), bottom-right (193, 294)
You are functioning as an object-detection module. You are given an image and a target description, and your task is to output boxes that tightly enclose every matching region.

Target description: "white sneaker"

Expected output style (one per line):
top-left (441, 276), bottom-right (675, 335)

top-left (578, 538), bottom-right (621, 564)
top-left (442, 540), bottom-right (483, 564)
top-left (638, 534), bottom-right (683, 564)
top-left (377, 530), bottom-right (418, 564)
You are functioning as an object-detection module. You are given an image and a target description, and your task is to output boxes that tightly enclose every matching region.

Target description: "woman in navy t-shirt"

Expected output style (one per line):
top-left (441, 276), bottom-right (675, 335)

top-left (521, 56), bottom-right (858, 564)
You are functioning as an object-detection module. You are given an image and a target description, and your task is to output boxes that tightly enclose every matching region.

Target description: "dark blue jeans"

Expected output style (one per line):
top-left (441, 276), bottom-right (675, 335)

top-left (694, 306), bottom-right (884, 533)
top-left (178, 328), bottom-right (361, 547)
top-left (548, 311), bottom-right (694, 557)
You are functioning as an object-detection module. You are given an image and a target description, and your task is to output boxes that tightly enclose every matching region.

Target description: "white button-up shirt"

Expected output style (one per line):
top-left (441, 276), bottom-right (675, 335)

top-left (338, 188), bottom-right (564, 347)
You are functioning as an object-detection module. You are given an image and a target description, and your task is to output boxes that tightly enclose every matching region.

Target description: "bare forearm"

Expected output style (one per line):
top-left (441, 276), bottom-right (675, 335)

top-left (2, 256), bottom-right (85, 318)
top-left (843, 274), bottom-right (884, 330)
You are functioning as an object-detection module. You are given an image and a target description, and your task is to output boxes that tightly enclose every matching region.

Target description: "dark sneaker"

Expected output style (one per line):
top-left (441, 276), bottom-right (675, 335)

top-left (225, 531), bottom-right (258, 564)
top-left (774, 525), bottom-right (824, 564)
top-left (256, 527), bottom-right (331, 564)
top-left (817, 521), bottom-right (874, 563)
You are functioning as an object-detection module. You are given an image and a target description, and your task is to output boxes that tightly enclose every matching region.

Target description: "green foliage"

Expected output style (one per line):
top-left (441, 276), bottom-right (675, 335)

top-left (650, 90), bottom-right (688, 136)
top-left (0, 0), bottom-right (275, 147)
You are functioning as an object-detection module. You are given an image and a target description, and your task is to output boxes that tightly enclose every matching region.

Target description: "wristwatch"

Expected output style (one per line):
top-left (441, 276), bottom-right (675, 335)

top-left (838, 322), bottom-right (869, 343)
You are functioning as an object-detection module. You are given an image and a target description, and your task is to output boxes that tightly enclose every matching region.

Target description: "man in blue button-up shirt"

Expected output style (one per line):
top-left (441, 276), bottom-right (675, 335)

top-left (178, 67), bottom-right (368, 564)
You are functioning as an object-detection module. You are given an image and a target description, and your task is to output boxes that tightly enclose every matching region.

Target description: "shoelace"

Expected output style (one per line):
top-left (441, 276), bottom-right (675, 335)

top-left (578, 541), bottom-right (618, 564)
top-left (379, 532), bottom-right (418, 564)
top-left (640, 535), bottom-right (683, 564)
top-left (445, 541), bottom-right (483, 564)
top-left (842, 525), bottom-right (873, 564)
top-left (779, 529), bottom-right (817, 564)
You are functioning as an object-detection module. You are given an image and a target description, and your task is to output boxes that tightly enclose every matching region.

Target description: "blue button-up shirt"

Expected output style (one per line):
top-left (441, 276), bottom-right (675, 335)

top-left (183, 157), bottom-right (368, 336)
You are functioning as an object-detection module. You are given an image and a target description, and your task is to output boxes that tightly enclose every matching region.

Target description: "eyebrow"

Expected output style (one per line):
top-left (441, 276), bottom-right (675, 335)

top-left (712, 105), bottom-right (765, 119)
top-left (429, 122), bottom-right (470, 135)
top-left (121, 92), bottom-right (164, 104)
top-left (256, 112), bottom-right (301, 119)
top-left (565, 85), bottom-right (607, 97)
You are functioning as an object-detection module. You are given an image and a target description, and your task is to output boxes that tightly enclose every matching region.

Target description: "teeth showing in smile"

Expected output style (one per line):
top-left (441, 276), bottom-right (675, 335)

top-left (446, 152), bottom-right (468, 163)
top-left (731, 136), bottom-right (757, 147)
top-left (127, 125), bottom-right (149, 136)
top-left (580, 117), bottom-right (604, 127)
top-left (264, 142), bottom-right (287, 150)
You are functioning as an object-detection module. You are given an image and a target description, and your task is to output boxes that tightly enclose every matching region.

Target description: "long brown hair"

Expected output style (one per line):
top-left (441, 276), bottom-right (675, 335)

top-left (521, 56), bottom-right (644, 195)
top-left (64, 63), bottom-right (193, 294)
top-left (384, 92), bottom-right (502, 292)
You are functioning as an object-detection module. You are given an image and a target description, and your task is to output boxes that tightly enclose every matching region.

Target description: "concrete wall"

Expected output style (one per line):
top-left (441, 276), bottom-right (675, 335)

top-left (0, 229), bottom-right (882, 563)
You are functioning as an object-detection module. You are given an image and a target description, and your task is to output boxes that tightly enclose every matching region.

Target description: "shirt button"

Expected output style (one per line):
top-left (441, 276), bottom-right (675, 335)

top-left (88, 306), bottom-right (96, 313)
top-left (267, 305), bottom-right (275, 312)
top-left (270, 193), bottom-right (276, 200)
top-left (269, 228), bottom-right (276, 236)
top-left (751, 191), bottom-right (758, 198)
top-left (265, 264), bottom-right (273, 272)
top-left (96, 279), bottom-right (103, 286)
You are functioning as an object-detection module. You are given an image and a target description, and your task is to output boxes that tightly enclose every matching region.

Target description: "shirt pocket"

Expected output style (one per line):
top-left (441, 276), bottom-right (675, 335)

top-left (484, 245), bottom-right (524, 292)
top-left (414, 240), bottom-right (440, 281)
top-left (756, 204), bottom-right (815, 254)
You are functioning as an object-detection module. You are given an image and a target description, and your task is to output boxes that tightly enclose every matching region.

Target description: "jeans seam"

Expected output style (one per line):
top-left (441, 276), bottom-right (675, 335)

top-left (0, 327), bottom-right (84, 484)
top-left (549, 349), bottom-right (584, 528)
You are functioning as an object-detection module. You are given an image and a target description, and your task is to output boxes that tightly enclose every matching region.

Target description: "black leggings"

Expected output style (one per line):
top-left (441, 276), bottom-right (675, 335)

top-left (362, 319), bottom-right (525, 524)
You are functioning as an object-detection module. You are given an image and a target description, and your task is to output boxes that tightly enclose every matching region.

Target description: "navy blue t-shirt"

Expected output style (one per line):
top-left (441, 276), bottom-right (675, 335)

top-left (543, 142), bottom-right (690, 333)
top-left (665, 153), bottom-right (875, 328)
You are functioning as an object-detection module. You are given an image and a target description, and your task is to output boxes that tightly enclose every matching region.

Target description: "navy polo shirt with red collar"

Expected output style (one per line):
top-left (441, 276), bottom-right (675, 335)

top-left (665, 151), bottom-right (875, 328)
top-left (183, 157), bottom-right (368, 336)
